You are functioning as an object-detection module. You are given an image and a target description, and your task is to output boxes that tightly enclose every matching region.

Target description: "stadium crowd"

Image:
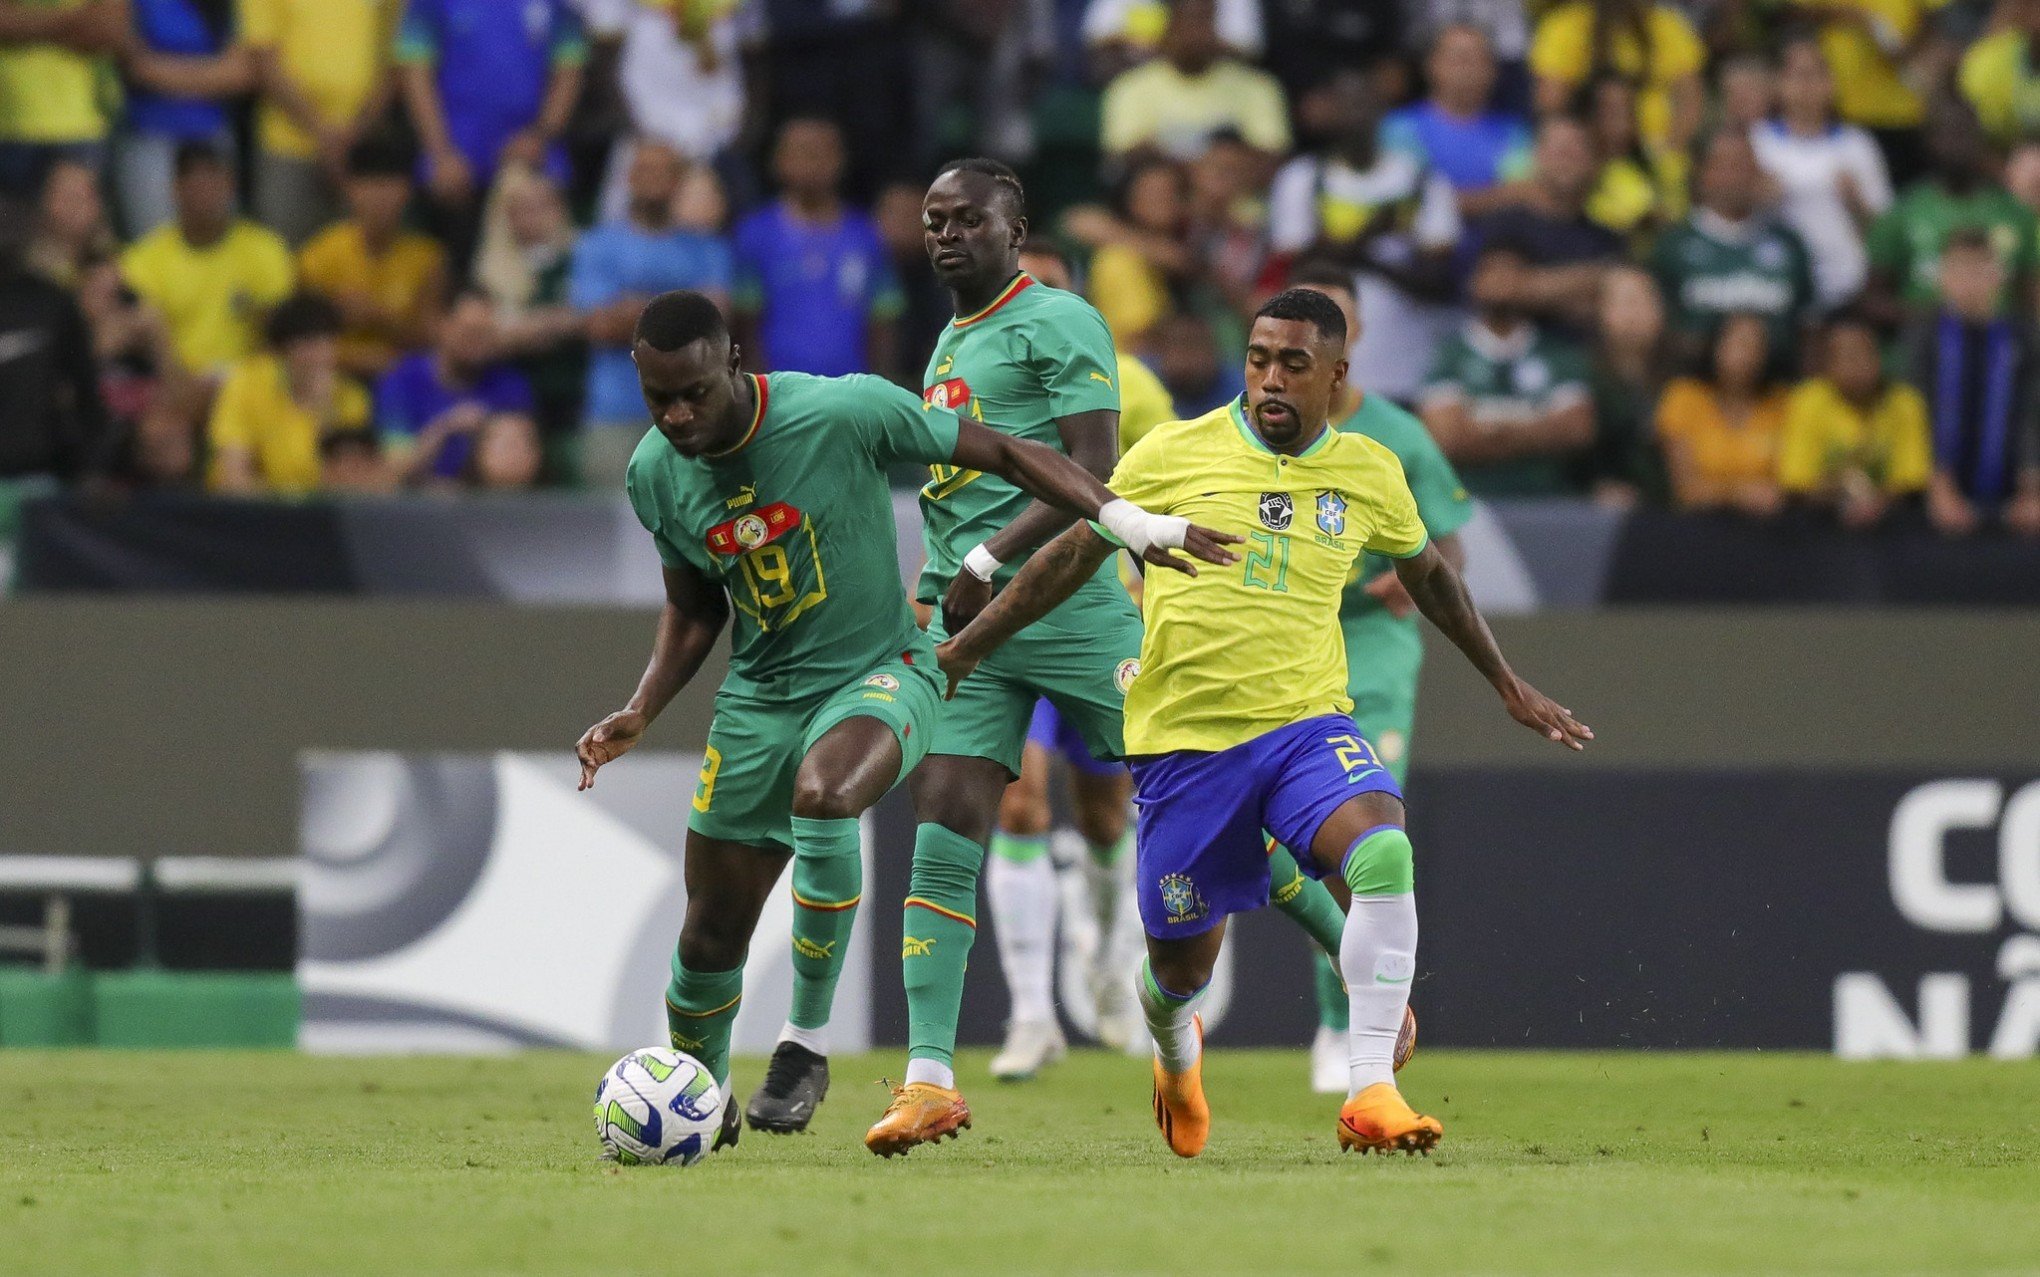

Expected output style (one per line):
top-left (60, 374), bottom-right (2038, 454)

top-left (1, 0), bottom-right (2038, 536)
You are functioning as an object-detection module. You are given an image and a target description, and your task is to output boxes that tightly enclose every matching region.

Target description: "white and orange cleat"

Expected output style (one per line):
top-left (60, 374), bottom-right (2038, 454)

top-left (1150, 1015), bottom-right (1210, 1158)
top-left (865, 1082), bottom-right (971, 1158)
top-left (1337, 1082), bottom-right (1443, 1156)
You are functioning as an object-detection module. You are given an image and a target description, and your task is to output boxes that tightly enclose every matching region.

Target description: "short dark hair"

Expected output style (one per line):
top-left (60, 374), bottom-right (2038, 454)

top-left (1253, 287), bottom-right (1348, 348)
top-left (1287, 260), bottom-right (1355, 299)
top-left (174, 141), bottom-right (229, 179)
top-left (1943, 225), bottom-right (1996, 256)
top-left (936, 157), bottom-right (1026, 219)
top-left (266, 293), bottom-right (342, 347)
top-left (1471, 234), bottom-right (1534, 269)
top-left (320, 428), bottom-right (381, 460)
top-left (635, 290), bottom-right (729, 352)
top-left (346, 133), bottom-right (414, 179)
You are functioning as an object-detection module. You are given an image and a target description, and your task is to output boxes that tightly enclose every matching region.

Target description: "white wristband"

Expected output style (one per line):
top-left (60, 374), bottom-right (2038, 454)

top-left (1098, 498), bottom-right (1189, 557)
top-left (962, 543), bottom-right (1002, 583)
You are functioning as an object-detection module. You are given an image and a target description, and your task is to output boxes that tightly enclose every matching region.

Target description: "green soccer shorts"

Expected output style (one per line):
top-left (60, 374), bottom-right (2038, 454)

top-left (687, 642), bottom-right (944, 851)
top-left (925, 573), bottom-right (1143, 777)
top-left (1342, 609), bottom-right (1425, 786)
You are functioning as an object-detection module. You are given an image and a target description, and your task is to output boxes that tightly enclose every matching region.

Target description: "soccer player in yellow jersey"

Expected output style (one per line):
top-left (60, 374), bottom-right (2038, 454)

top-left (936, 288), bottom-right (1593, 1156)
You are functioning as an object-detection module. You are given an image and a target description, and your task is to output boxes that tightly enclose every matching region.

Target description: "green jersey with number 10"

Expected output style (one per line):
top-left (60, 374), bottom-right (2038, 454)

top-left (626, 371), bottom-right (962, 699)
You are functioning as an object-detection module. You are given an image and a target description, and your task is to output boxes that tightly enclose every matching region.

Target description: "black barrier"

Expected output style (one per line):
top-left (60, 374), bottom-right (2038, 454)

top-left (866, 771), bottom-right (2040, 1057)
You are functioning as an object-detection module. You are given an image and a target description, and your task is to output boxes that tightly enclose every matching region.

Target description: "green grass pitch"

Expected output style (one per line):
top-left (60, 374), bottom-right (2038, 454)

top-left (4, 1048), bottom-right (2038, 1275)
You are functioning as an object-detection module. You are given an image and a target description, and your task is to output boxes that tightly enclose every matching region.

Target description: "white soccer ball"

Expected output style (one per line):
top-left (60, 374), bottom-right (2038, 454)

top-left (593, 1048), bottom-right (725, 1166)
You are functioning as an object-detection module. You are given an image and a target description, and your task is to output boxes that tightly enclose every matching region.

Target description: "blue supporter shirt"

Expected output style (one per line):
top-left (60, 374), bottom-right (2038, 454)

top-left (732, 202), bottom-right (902, 377)
top-left (375, 353), bottom-right (537, 479)
top-left (1381, 103), bottom-right (1532, 194)
top-left (570, 221), bottom-right (734, 425)
top-left (128, 0), bottom-right (232, 139)
top-left (394, 0), bottom-right (588, 183)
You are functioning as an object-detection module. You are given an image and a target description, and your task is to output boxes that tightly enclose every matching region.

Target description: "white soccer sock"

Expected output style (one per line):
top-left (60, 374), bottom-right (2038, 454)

top-left (777, 1019), bottom-right (828, 1057)
top-left (1137, 959), bottom-right (1205, 1074)
top-left (1340, 892), bottom-right (1419, 1095)
top-left (904, 1058), bottom-right (955, 1089)
top-left (989, 847), bottom-right (1058, 1024)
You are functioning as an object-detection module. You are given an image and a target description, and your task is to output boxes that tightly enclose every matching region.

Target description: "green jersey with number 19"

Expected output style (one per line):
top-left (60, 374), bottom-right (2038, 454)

top-left (626, 371), bottom-right (961, 699)
top-left (916, 273), bottom-right (1121, 600)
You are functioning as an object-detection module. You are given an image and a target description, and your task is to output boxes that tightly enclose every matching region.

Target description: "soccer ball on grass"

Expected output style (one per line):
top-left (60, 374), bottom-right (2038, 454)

top-left (594, 1048), bottom-right (725, 1166)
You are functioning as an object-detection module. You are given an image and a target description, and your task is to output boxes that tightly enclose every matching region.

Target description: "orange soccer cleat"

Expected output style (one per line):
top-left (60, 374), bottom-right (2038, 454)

top-left (1150, 1015), bottom-right (1210, 1158)
top-left (1337, 1082), bottom-right (1443, 1156)
top-left (865, 1082), bottom-right (972, 1158)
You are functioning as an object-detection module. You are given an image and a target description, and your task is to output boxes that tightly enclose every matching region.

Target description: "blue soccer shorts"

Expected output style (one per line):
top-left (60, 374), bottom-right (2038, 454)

top-left (1128, 714), bottom-right (1401, 939)
top-left (1025, 698), bottom-right (1124, 778)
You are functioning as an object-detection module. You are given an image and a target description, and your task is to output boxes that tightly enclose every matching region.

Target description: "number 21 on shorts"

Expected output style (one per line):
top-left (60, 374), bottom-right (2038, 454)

top-left (1328, 733), bottom-right (1381, 781)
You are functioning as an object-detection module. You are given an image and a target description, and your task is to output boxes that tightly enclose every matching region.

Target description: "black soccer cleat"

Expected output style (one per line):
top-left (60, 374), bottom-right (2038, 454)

top-left (712, 1097), bottom-right (742, 1153)
top-left (744, 1041), bottom-right (830, 1134)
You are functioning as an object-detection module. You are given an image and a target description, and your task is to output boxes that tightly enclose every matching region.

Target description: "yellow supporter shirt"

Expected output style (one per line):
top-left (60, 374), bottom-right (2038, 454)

top-left (1529, 2), bottom-right (1703, 144)
top-left (122, 221), bottom-right (296, 373)
top-left (207, 354), bottom-right (373, 494)
top-left (240, 0), bottom-right (398, 160)
top-left (1778, 378), bottom-right (1931, 496)
top-left (1090, 244), bottom-right (1170, 350)
top-left (1101, 400), bottom-right (1427, 755)
top-left (1654, 378), bottom-right (1790, 501)
top-left (1116, 352), bottom-right (1175, 452)
top-left (0, 0), bottom-right (115, 143)
top-left (298, 222), bottom-right (446, 374)
top-left (1959, 30), bottom-right (2040, 146)
top-left (1100, 58), bottom-right (1291, 158)
top-left (1804, 0), bottom-right (1944, 131)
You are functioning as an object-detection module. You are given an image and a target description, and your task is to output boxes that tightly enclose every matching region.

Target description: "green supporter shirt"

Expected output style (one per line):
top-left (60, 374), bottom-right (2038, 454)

top-left (626, 371), bottom-right (961, 699)
top-left (1419, 319), bottom-right (1592, 498)
top-left (1650, 210), bottom-right (1815, 356)
top-left (916, 273), bottom-right (1121, 603)
top-left (1866, 182), bottom-right (2040, 308)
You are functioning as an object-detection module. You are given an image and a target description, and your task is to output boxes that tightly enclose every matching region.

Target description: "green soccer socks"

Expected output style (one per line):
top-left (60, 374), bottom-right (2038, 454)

top-left (1268, 839), bottom-right (1352, 1030)
top-left (666, 952), bottom-right (745, 1088)
top-left (786, 815), bottom-right (862, 1045)
top-left (902, 822), bottom-right (987, 1089)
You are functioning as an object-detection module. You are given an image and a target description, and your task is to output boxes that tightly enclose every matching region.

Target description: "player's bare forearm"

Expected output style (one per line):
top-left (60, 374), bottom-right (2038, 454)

top-left (580, 565), bottom-right (728, 789)
top-left (980, 409), bottom-right (1119, 563)
top-left (948, 524), bottom-right (1116, 665)
top-left (952, 418), bottom-right (1120, 526)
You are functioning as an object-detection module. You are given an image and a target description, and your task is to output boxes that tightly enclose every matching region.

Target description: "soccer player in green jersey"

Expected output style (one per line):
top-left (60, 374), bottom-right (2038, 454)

top-left (573, 292), bottom-right (1233, 1144)
top-left (1281, 265), bottom-right (1475, 1092)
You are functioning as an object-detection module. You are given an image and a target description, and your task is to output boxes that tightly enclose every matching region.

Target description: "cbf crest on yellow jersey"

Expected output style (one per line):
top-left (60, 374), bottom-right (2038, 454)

top-left (1101, 398), bottom-right (1429, 755)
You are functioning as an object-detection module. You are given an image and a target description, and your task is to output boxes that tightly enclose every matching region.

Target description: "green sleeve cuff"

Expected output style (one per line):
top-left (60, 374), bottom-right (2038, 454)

top-left (1089, 519), bottom-right (1127, 548)
top-left (1382, 533), bottom-right (1430, 560)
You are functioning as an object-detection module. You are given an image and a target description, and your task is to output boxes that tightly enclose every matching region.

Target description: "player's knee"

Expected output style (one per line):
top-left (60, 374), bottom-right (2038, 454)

top-left (676, 923), bottom-right (746, 974)
top-left (917, 787), bottom-right (997, 846)
top-left (1073, 801), bottom-right (1126, 849)
top-left (1342, 826), bottom-right (1415, 897)
top-left (997, 785), bottom-right (1050, 837)
top-left (1147, 949), bottom-right (1215, 998)
top-left (790, 771), bottom-right (863, 822)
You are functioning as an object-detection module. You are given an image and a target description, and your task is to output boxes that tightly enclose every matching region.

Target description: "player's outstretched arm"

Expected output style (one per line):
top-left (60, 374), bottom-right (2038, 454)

top-left (936, 523), bottom-right (1119, 697)
top-left (948, 419), bottom-right (1240, 576)
top-left (1393, 541), bottom-right (1594, 751)
top-left (576, 562), bottom-right (731, 790)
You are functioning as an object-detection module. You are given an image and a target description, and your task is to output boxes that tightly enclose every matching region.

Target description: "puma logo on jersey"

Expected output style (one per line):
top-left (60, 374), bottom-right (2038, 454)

top-left (1089, 370), bottom-right (1114, 386)
top-left (723, 484), bottom-right (757, 510)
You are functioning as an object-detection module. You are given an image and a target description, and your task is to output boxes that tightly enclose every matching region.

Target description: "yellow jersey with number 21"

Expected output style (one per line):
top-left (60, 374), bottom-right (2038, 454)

top-left (1099, 398), bottom-right (1428, 757)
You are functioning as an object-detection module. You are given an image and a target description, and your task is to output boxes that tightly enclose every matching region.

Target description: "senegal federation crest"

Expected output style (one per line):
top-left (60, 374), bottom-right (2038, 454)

top-left (864, 673), bottom-right (900, 692)
top-left (1315, 490), bottom-right (1348, 537)
top-left (732, 513), bottom-right (770, 549)
top-left (1158, 873), bottom-right (1207, 925)
top-left (1257, 491), bottom-right (1294, 531)
top-left (1114, 658), bottom-right (1141, 694)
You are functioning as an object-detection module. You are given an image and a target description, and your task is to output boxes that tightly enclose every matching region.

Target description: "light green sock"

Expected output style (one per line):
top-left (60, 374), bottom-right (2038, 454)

top-left (903, 823), bottom-right (986, 1069)
top-left (1267, 840), bottom-right (1347, 957)
top-left (665, 953), bottom-right (744, 1087)
top-left (1087, 829), bottom-right (1132, 866)
top-left (788, 814), bottom-right (862, 1034)
top-left (989, 831), bottom-right (1048, 863)
top-left (1314, 954), bottom-right (1349, 1031)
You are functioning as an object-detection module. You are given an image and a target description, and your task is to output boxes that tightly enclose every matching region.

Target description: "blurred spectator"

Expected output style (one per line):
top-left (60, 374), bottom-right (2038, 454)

top-left (733, 117), bottom-right (899, 377)
top-left (1580, 73), bottom-right (1687, 238)
top-left (1530, 0), bottom-right (1705, 150)
top-left (0, 197), bottom-right (110, 482)
top-left (1461, 116), bottom-right (1625, 329)
top-left (756, 0), bottom-right (913, 201)
top-left (1585, 265), bottom-right (1672, 505)
top-left (1144, 308), bottom-right (1236, 414)
top-left (474, 165), bottom-right (585, 441)
top-left (0, 0), bottom-right (123, 195)
top-left (2009, 141), bottom-right (2040, 216)
top-left (1420, 237), bottom-right (1596, 497)
top-left (1416, 0), bottom-right (1534, 115)
top-left (1650, 129), bottom-right (1815, 370)
top-left (318, 427), bottom-right (393, 492)
top-left (25, 157), bottom-right (115, 288)
top-left (570, 137), bottom-right (730, 486)
top-left (873, 179), bottom-right (951, 387)
top-left (1185, 131), bottom-right (1272, 316)
top-left (1901, 227), bottom-right (2040, 536)
top-left (1959, 0), bottom-right (2040, 147)
top-left (1865, 95), bottom-right (2038, 326)
top-left (468, 408), bottom-right (543, 489)
top-left (1804, 0), bottom-right (1950, 186)
top-left (582, 0), bottom-right (745, 225)
top-left (1099, 0), bottom-right (1290, 165)
top-left (208, 291), bottom-right (372, 493)
top-left (1751, 36), bottom-right (1893, 308)
top-left (1257, 0), bottom-right (1404, 105)
top-left (1382, 24), bottom-right (1533, 219)
top-left (375, 290), bottom-right (533, 486)
top-left (114, 0), bottom-right (254, 236)
top-left (1086, 156), bottom-right (1193, 350)
top-left (396, 0), bottom-right (587, 267)
top-left (1269, 68), bottom-right (1459, 403)
top-left (1020, 237), bottom-right (1178, 443)
top-left (121, 142), bottom-right (294, 377)
top-left (1655, 311), bottom-right (1789, 515)
top-left (1083, 0), bottom-right (1263, 82)
top-left (1714, 53), bottom-right (1773, 135)
top-left (298, 135), bottom-right (447, 380)
top-left (243, 0), bottom-right (400, 246)
top-left (75, 253), bottom-right (188, 481)
top-left (915, 0), bottom-right (1055, 165)
top-left (1779, 310), bottom-right (1930, 528)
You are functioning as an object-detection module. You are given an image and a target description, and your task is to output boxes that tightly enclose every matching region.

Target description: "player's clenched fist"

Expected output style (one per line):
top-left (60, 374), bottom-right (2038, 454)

top-left (1499, 676), bottom-right (1593, 751)
top-left (576, 708), bottom-right (649, 790)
